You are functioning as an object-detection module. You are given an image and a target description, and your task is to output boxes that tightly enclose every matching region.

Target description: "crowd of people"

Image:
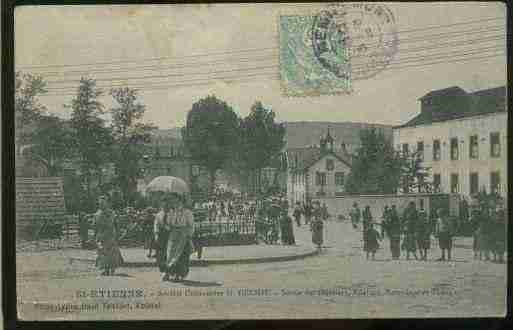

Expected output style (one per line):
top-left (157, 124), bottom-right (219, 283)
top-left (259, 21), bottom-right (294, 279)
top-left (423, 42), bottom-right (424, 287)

top-left (84, 191), bottom-right (506, 280)
top-left (348, 199), bottom-right (507, 263)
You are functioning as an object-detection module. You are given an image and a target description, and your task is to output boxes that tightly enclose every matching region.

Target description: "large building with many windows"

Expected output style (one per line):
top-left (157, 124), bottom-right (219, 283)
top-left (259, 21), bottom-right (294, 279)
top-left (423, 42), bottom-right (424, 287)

top-left (393, 85), bottom-right (507, 199)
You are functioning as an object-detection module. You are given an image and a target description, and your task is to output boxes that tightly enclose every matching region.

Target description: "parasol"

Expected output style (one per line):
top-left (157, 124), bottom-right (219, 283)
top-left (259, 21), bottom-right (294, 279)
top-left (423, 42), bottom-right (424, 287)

top-left (146, 176), bottom-right (190, 194)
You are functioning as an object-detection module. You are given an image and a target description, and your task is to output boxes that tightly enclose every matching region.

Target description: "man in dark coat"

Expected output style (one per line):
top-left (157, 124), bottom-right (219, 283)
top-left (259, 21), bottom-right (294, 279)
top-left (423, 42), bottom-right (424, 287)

top-left (402, 201), bottom-right (419, 260)
top-left (78, 212), bottom-right (89, 249)
top-left (381, 206), bottom-right (390, 238)
top-left (303, 200), bottom-right (313, 225)
top-left (362, 206), bottom-right (373, 253)
top-left (293, 202), bottom-right (302, 227)
top-left (416, 206), bottom-right (431, 261)
top-left (491, 206), bottom-right (506, 263)
top-left (435, 208), bottom-right (453, 261)
top-left (350, 202), bottom-right (361, 229)
top-left (386, 205), bottom-right (401, 260)
top-left (280, 206), bottom-right (296, 245)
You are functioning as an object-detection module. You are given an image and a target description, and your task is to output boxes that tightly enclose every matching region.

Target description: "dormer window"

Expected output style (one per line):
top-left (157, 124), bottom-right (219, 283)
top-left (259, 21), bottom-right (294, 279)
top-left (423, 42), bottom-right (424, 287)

top-left (326, 159), bottom-right (334, 171)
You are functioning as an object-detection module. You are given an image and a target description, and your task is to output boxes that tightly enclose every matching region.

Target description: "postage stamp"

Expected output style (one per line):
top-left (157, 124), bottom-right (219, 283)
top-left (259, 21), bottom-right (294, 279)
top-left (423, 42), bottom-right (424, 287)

top-left (279, 15), bottom-right (352, 97)
top-left (280, 3), bottom-right (399, 96)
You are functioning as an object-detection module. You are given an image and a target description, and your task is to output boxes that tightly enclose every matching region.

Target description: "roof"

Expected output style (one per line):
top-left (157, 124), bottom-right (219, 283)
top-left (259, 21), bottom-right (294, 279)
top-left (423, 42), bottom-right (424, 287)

top-left (285, 147), bottom-right (351, 172)
top-left (418, 86), bottom-right (466, 100)
top-left (396, 86), bottom-right (506, 129)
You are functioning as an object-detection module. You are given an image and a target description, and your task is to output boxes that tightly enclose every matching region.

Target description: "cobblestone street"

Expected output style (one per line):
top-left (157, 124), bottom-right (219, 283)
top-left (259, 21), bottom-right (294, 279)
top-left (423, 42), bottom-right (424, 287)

top-left (17, 220), bottom-right (507, 320)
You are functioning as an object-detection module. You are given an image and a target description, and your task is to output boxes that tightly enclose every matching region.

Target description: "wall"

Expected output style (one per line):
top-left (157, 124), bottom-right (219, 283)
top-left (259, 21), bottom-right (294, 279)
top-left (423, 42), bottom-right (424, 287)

top-left (393, 112), bottom-right (508, 199)
top-left (312, 194), bottom-right (459, 222)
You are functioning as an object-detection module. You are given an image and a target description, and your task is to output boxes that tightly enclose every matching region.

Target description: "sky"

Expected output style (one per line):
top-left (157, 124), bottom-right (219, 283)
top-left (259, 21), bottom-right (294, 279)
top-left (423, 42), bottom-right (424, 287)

top-left (14, 2), bottom-right (507, 129)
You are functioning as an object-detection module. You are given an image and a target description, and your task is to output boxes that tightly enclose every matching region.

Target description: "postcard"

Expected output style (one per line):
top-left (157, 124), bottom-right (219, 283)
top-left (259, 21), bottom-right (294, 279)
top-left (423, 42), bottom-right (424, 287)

top-left (13, 2), bottom-right (507, 320)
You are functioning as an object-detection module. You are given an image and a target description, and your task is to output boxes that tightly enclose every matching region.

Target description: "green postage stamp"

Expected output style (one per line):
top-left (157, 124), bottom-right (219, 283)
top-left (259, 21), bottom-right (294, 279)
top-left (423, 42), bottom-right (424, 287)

top-left (279, 15), bottom-right (352, 97)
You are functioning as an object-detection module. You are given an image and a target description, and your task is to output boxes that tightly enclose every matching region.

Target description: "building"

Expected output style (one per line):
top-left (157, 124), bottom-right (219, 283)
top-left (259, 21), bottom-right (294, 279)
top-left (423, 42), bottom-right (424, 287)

top-left (393, 85), bottom-right (507, 199)
top-left (283, 129), bottom-right (352, 205)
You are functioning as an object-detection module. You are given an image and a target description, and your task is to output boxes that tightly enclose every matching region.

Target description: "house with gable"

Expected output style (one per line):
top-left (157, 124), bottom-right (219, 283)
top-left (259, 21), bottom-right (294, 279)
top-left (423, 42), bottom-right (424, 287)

top-left (283, 129), bottom-right (352, 205)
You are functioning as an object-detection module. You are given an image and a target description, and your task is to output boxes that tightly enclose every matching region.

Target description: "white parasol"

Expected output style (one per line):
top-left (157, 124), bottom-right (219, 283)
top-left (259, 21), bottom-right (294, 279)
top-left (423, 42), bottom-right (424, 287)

top-left (145, 176), bottom-right (190, 195)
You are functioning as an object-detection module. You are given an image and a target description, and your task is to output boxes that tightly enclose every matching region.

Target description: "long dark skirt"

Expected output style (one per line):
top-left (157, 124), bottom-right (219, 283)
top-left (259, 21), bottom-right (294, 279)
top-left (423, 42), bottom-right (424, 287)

top-left (96, 240), bottom-right (124, 271)
top-left (438, 232), bottom-right (453, 250)
top-left (156, 230), bottom-right (170, 272)
top-left (167, 241), bottom-right (192, 278)
top-left (365, 237), bottom-right (379, 253)
top-left (312, 221), bottom-right (323, 247)
top-left (389, 235), bottom-right (401, 259)
top-left (417, 235), bottom-right (431, 250)
top-left (280, 220), bottom-right (295, 245)
top-left (402, 233), bottom-right (417, 252)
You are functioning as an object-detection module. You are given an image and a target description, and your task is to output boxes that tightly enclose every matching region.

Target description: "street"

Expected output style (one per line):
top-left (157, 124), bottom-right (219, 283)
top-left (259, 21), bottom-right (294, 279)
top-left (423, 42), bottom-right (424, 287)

top-left (17, 220), bottom-right (506, 320)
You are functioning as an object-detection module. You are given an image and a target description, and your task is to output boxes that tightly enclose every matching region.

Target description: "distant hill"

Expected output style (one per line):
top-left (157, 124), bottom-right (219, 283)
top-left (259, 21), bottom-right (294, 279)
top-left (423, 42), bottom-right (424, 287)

top-left (283, 121), bottom-right (393, 152)
top-left (151, 121), bottom-right (393, 155)
top-left (151, 127), bottom-right (183, 140)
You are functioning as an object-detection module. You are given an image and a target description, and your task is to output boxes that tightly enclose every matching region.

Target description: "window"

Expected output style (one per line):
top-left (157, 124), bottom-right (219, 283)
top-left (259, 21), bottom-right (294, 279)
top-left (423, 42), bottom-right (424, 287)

top-left (470, 172), bottom-right (479, 195)
top-left (469, 135), bottom-right (479, 159)
top-left (450, 138), bottom-right (459, 160)
top-left (433, 139), bottom-right (441, 161)
top-left (402, 143), bottom-right (409, 156)
top-left (450, 173), bottom-right (459, 193)
top-left (433, 174), bottom-right (441, 192)
top-left (491, 171), bottom-right (501, 194)
top-left (315, 172), bottom-right (326, 186)
top-left (335, 172), bottom-right (345, 186)
top-left (326, 159), bottom-right (334, 171)
top-left (490, 132), bottom-right (500, 158)
top-left (417, 141), bottom-right (424, 161)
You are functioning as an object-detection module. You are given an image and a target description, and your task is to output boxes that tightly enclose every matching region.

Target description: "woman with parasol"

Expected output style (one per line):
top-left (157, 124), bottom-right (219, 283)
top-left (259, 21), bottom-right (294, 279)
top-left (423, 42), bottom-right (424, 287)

top-left (148, 176), bottom-right (195, 282)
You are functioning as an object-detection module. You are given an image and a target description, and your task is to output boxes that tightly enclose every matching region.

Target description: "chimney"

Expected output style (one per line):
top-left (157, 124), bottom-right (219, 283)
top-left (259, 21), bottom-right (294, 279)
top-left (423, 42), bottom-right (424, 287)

top-left (340, 142), bottom-right (347, 154)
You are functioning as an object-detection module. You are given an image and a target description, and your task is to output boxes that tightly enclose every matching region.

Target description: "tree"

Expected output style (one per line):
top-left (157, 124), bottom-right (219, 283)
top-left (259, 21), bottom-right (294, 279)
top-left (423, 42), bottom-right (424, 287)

top-left (345, 127), bottom-right (403, 194)
top-left (28, 115), bottom-right (75, 176)
top-left (67, 78), bottom-right (113, 202)
top-left (15, 72), bottom-right (47, 153)
top-left (240, 101), bottom-right (285, 195)
top-left (400, 150), bottom-right (432, 193)
top-left (109, 87), bottom-right (155, 205)
top-left (182, 95), bottom-right (241, 194)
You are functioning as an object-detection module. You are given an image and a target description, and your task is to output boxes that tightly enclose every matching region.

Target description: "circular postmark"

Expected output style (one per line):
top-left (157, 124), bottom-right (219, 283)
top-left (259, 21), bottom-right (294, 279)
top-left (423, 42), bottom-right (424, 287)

top-left (312, 3), bottom-right (398, 80)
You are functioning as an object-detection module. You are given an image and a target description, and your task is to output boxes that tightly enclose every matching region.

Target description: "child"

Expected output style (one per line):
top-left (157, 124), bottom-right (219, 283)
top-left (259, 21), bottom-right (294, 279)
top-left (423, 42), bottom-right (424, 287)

top-left (365, 223), bottom-right (381, 260)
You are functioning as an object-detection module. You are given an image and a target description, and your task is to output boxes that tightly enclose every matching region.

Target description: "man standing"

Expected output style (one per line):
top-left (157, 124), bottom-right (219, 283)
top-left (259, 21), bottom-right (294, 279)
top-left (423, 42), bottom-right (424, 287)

top-left (491, 203), bottom-right (506, 263)
top-left (362, 206), bottom-right (373, 253)
top-left (311, 201), bottom-right (324, 249)
top-left (78, 211), bottom-right (89, 249)
top-left (303, 200), bottom-right (313, 225)
top-left (435, 208), bottom-right (453, 261)
top-left (416, 205), bottom-right (431, 261)
top-left (321, 202), bottom-right (330, 222)
top-left (402, 201), bottom-right (419, 261)
top-left (293, 202), bottom-right (302, 227)
top-left (350, 202), bottom-right (361, 230)
top-left (381, 206), bottom-right (390, 238)
top-left (387, 205), bottom-right (401, 260)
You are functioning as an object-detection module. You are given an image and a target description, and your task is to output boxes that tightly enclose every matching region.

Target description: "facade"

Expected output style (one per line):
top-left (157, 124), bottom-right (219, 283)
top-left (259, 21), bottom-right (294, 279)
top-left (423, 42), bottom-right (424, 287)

top-left (393, 86), bottom-right (507, 199)
top-left (284, 130), bottom-right (352, 205)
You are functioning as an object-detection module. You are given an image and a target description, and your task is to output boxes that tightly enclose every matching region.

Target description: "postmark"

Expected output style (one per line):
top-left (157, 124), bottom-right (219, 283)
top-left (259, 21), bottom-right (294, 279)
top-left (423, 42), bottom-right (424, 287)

top-left (279, 3), bottom-right (398, 96)
top-left (317, 3), bottom-right (399, 80)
